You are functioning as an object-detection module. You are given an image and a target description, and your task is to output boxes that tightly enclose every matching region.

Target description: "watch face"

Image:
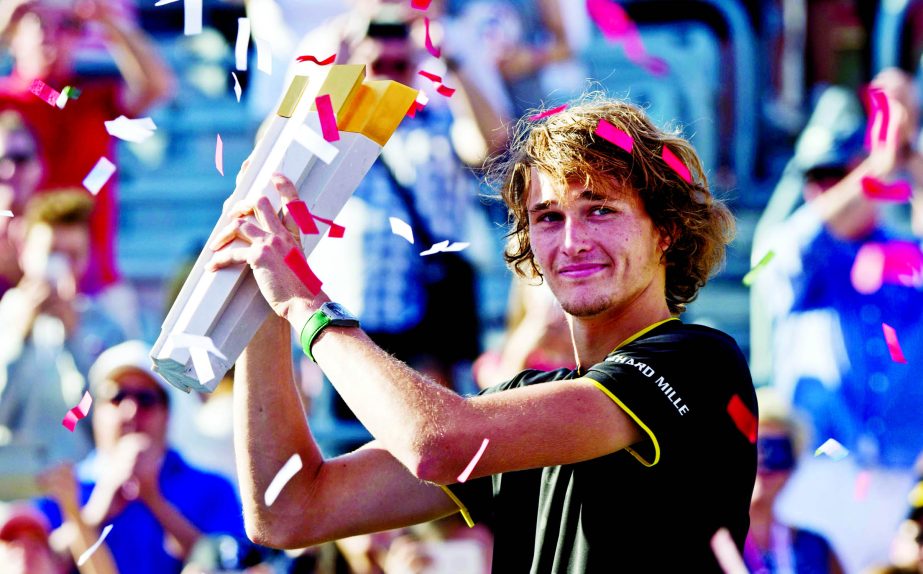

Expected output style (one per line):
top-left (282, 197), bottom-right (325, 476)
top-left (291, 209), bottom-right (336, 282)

top-left (322, 302), bottom-right (359, 325)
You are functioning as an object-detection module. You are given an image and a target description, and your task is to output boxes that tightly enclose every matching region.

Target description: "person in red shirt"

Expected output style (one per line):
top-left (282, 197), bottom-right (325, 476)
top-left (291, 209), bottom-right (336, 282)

top-left (0, 0), bottom-right (174, 293)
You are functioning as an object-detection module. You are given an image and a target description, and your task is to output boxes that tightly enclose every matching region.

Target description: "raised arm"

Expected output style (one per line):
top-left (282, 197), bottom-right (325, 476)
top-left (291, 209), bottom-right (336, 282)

top-left (213, 176), bottom-right (643, 495)
top-left (234, 308), bottom-right (457, 549)
top-left (79, 0), bottom-right (175, 115)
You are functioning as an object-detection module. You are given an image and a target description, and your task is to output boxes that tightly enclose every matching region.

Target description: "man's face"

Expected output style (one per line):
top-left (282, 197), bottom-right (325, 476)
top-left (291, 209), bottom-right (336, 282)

top-left (525, 168), bottom-right (668, 319)
top-left (9, 4), bottom-right (82, 78)
top-left (20, 223), bottom-right (89, 291)
top-left (92, 369), bottom-right (169, 453)
top-left (351, 35), bottom-right (415, 86)
top-left (0, 129), bottom-right (41, 215)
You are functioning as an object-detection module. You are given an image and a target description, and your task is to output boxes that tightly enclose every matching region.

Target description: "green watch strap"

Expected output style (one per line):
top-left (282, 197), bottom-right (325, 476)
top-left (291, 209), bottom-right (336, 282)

top-left (300, 309), bottom-right (332, 363)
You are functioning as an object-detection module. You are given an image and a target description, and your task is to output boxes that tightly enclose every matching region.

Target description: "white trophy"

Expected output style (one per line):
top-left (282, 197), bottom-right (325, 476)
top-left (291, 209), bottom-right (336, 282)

top-left (151, 64), bottom-right (418, 393)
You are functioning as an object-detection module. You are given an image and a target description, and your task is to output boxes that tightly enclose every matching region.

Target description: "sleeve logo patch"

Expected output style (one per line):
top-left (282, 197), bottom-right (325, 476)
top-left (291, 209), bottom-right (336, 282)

top-left (606, 354), bottom-right (689, 415)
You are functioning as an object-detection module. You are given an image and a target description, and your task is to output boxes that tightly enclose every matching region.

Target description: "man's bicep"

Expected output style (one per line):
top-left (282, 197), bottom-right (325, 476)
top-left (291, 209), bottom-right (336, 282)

top-left (288, 441), bottom-right (459, 547)
top-left (442, 379), bottom-right (644, 481)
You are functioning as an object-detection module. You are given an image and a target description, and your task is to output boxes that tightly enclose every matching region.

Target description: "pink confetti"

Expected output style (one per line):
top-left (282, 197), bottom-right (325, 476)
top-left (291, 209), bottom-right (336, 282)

top-left (883, 323), bottom-right (908, 364)
top-left (406, 100), bottom-right (426, 118)
top-left (727, 394), bottom-right (757, 443)
top-left (662, 146), bottom-right (691, 182)
top-left (864, 88), bottom-right (891, 149)
top-left (284, 248), bottom-right (322, 295)
top-left (29, 79), bottom-right (62, 107)
top-left (418, 70), bottom-right (455, 98)
top-left (860, 177), bottom-right (912, 202)
top-left (62, 391), bottom-right (93, 432)
top-left (423, 18), bottom-right (441, 58)
top-left (411, 0), bottom-right (432, 10)
top-left (296, 53), bottom-right (336, 65)
top-left (286, 200), bottom-right (319, 235)
top-left (310, 214), bottom-right (346, 238)
top-left (711, 528), bottom-right (748, 574)
top-left (852, 241), bottom-right (923, 294)
top-left (457, 438), bottom-right (489, 483)
top-left (215, 134), bottom-right (224, 176)
top-left (854, 470), bottom-right (871, 501)
top-left (595, 119), bottom-right (633, 153)
top-left (586, 0), bottom-right (669, 76)
top-left (315, 94), bottom-right (340, 142)
top-left (528, 104), bottom-right (568, 121)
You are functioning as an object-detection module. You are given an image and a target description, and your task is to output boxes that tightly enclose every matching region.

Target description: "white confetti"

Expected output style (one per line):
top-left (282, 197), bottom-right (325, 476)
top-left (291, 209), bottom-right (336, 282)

top-left (420, 241), bottom-right (470, 256)
top-left (104, 115), bottom-right (157, 143)
top-left (154, 0), bottom-right (180, 5)
top-left (77, 524), bottom-right (113, 566)
top-left (231, 72), bottom-right (242, 102)
top-left (235, 18), bottom-right (250, 71)
top-left (254, 36), bottom-right (272, 75)
top-left (82, 157), bottom-right (116, 195)
top-left (55, 92), bottom-right (68, 109)
top-left (814, 438), bottom-right (850, 461)
top-left (189, 347), bottom-right (216, 386)
top-left (184, 0), bottom-right (202, 35)
top-left (457, 438), bottom-right (489, 483)
top-left (264, 454), bottom-right (303, 506)
top-left (293, 124), bottom-right (338, 165)
top-left (389, 217), bottom-right (414, 244)
top-left (710, 528), bottom-right (747, 574)
top-left (0, 210), bottom-right (12, 218)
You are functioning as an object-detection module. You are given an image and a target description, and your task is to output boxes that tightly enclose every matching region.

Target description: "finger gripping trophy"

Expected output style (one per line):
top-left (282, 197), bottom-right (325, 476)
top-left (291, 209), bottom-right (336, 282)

top-left (151, 64), bottom-right (418, 393)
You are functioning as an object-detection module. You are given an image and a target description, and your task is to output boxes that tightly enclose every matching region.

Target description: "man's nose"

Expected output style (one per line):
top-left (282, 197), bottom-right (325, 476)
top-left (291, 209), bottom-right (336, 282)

top-left (562, 217), bottom-right (591, 254)
top-left (117, 398), bottom-right (139, 420)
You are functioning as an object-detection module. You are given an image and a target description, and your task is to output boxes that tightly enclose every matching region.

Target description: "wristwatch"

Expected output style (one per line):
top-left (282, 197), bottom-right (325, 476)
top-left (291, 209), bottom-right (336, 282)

top-left (300, 302), bottom-right (360, 362)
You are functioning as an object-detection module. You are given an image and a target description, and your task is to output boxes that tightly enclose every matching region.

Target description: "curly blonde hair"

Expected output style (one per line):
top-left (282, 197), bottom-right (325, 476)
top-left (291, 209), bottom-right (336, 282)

top-left (488, 95), bottom-right (735, 314)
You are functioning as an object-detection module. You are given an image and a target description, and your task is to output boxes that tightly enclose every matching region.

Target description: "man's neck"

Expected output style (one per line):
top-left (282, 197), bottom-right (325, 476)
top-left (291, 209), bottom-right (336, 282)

top-left (568, 297), bottom-right (673, 370)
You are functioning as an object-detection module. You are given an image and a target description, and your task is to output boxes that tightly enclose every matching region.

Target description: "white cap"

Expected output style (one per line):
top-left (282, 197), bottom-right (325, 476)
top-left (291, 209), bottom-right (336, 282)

top-left (88, 340), bottom-right (172, 401)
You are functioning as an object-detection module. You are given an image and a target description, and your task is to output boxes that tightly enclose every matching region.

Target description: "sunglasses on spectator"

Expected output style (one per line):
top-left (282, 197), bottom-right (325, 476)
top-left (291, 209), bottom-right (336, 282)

top-left (107, 389), bottom-right (167, 409)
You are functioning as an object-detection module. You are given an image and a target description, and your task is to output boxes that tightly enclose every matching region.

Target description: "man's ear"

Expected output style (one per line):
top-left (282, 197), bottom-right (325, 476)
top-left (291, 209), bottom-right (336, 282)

top-left (657, 225), bottom-right (675, 256)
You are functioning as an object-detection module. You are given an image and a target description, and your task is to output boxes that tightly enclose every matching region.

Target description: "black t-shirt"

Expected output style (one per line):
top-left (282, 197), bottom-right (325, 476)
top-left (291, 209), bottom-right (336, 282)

top-left (446, 319), bottom-right (757, 573)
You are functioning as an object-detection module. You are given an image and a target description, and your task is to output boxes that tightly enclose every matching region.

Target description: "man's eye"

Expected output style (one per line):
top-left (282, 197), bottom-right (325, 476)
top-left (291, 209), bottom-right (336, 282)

top-left (534, 212), bottom-right (562, 223)
top-left (591, 206), bottom-right (615, 216)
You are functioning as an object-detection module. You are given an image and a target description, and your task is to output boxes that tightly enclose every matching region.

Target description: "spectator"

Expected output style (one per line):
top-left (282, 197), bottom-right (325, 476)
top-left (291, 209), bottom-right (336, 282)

top-left (36, 340), bottom-right (246, 574)
top-left (756, 72), bottom-right (923, 571)
top-left (0, 190), bottom-right (127, 463)
top-left (0, 501), bottom-right (66, 574)
top-left (746, 388), bottom-right (844, 574)
top-left (0, 110), bottom-right (42, 296)
top-left (0, 0), bottom-right (174, 293)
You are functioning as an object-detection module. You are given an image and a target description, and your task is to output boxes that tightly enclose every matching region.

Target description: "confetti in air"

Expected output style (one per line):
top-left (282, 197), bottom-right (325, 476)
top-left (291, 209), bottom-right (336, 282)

top-left (814, 438), bottom-right (850, 461)
top-left (77, 524), bottom-right (113, 566)
top-left (742, 251), bottom-right (775, 286)
top-left (62, 391), bottom-right (93, 432)
top-left (296, 54), bottom-right (336, 65)
top-left (389, 217), bottom-right (414, 244)
top-left (882, 323), bottom-right (908, 364)
top-left (265, 454), bottom-right (303, 506)
top-left (82, 157), bottom-right (117, 195)
top-left (457, 438), bottom-right (490, 483)
top-left (215, 134), bottom-right (224, 176)
top-left (235, 18), bottom-right (250, 71)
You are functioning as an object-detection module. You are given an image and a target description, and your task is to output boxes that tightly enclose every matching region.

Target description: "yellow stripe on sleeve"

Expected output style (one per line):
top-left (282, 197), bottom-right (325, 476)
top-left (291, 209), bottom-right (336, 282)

top-left (581, 377), bottom-right (661, 467)
top-left (439, 485), bottom-right (475, 528)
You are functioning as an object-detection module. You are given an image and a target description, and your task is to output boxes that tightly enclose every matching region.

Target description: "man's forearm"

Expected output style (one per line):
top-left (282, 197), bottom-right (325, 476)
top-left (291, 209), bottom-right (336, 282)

top-left (234, 313), bottom-right (325, 544)
top-left (143, 492), bottom-right (202, 559)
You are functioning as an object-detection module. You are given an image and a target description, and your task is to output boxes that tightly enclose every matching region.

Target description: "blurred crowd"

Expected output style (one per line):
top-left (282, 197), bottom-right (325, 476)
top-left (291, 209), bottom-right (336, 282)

top-left (0, 0), bottom-right (922, 572)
